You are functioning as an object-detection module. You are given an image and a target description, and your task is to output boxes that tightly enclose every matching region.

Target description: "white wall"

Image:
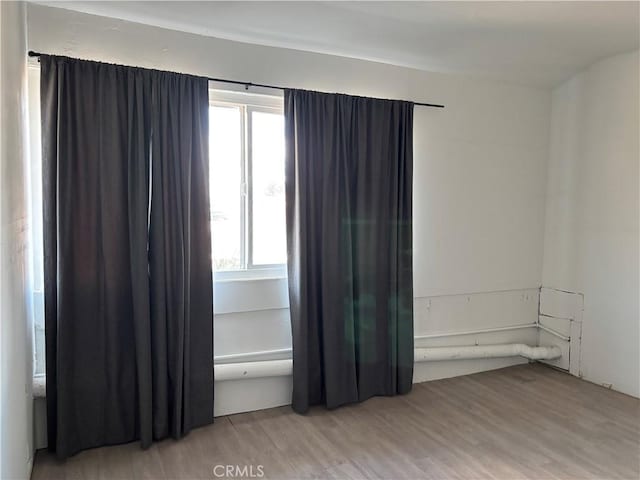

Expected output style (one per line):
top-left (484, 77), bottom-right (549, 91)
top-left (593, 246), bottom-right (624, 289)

top-left (26, 3), bottom-right (551, 421)
top-left (1, 1), bottom-right (34, 478)
top-left (542, 50), bottom-right (640, 398)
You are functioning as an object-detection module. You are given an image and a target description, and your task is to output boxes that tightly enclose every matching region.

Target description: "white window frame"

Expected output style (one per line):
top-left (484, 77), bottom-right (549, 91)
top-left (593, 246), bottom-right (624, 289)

top-left (209, 86), bottom-right (286, 282)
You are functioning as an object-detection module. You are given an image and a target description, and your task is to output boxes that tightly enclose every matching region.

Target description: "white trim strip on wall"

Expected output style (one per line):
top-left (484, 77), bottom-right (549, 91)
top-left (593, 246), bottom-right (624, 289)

top-left (213, 321), bottom-right (570, 364)
top-left (414, 323), bottom-right (537, 340)
top-left (537, 323), bottom-right (571, 341)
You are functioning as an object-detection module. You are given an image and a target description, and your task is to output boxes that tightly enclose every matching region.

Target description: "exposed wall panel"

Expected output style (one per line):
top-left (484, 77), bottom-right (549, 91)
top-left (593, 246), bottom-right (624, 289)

top-left (215, 309), bottom-right (291, 358)
top-left (414, 289), bottom-right (539, 335)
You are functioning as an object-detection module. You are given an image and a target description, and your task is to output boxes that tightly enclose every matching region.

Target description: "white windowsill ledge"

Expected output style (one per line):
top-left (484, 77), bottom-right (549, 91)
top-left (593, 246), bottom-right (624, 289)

top-left (214, 267), bottom-right (287, 283)
top-left (215, 276), bottom-right (287, 284)
top-left (33, 375), bottom-right (46, 398)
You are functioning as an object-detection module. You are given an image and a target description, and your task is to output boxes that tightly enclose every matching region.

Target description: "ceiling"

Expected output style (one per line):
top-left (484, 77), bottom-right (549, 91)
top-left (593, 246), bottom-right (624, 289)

top-left (34, 1), bottom-right (640, 88)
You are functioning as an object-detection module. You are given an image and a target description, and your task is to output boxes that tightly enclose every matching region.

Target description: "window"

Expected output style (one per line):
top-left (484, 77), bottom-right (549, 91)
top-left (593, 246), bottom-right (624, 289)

top-left (28, 63), bottom-right (45, 376)
top-left (209, 89), bottom-right (286, 279)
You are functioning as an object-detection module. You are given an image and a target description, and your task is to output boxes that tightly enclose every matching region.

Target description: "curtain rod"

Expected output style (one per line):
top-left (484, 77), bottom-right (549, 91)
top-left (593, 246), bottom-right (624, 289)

top-left (27, 51), bottom-right (445, 109)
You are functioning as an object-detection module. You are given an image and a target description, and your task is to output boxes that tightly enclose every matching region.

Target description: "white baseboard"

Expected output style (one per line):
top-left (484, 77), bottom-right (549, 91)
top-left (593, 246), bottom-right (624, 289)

top-left (413, 356), bottom-right (529, 383)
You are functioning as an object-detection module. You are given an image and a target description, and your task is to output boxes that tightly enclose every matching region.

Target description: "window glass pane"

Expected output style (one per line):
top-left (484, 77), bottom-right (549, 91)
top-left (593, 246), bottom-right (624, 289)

top-left (251, 110), bottom-right (286, 265)
top-left (28, 66), bottom-right (46, 375)
top-left (210, 105), bottom-right (242, 271)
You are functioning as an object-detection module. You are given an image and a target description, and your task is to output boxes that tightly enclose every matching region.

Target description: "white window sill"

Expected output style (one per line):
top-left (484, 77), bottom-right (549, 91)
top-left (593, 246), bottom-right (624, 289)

top-left (214, 266), bottom-right (287, 283)
top-left (33, 374), bottom-right (46, 398)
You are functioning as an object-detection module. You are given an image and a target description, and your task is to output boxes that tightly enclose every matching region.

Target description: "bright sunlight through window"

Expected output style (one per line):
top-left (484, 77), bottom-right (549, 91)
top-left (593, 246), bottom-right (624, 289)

top-left (209, 91), bottom-right (286, 275)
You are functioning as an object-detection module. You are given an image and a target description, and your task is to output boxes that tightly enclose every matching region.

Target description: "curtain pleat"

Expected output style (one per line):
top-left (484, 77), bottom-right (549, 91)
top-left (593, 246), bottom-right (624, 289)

top-left (149, 72), bottom-right (214, 439)
top-left (285, 90), bottom-right (414, 414)
top-left (41, 55), bottom-right (213, 459)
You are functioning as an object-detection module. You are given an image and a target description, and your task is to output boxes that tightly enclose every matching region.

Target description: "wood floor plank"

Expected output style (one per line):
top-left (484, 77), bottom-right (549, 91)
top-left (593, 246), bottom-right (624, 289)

top-left (31, 364), bottom-right (640, 479)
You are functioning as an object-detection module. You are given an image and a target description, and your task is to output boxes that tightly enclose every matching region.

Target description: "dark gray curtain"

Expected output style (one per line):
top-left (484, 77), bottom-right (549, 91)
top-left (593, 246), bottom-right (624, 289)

top-left (41, 55), bottom-right (213, 459)
top-left (284, 90), bottom-right (414, 414)
top-left (148, 72), bottom-right (214, 438)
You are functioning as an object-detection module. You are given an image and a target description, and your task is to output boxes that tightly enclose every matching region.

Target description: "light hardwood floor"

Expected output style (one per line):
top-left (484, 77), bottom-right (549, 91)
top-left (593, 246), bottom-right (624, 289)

top-left (31, 364), bottom-right (640, 479)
